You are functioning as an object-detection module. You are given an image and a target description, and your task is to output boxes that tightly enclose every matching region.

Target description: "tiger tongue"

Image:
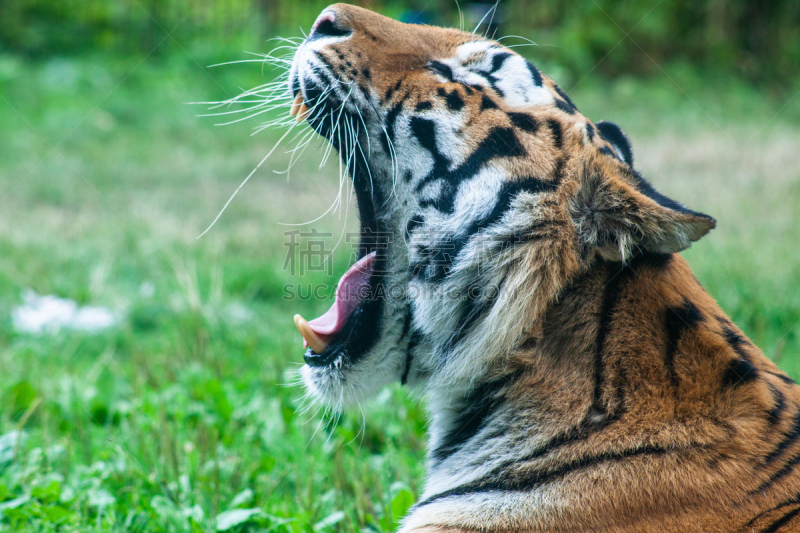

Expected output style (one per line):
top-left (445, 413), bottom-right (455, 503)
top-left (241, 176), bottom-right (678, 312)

top-left (296, 252), bottom-right (376, 352)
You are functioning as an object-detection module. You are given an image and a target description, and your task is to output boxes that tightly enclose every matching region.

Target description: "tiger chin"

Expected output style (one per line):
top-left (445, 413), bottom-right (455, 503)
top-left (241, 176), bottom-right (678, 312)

top-left (283, 5), bottom-right (800, 532)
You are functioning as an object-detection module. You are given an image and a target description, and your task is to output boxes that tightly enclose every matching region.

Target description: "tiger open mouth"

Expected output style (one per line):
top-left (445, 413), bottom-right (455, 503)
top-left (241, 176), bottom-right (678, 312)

top-left (287, 79), bottom-right (388, 369)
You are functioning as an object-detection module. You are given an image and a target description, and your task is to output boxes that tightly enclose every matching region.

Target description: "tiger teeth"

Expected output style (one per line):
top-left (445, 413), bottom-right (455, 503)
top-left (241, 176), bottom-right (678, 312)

top-left (294, 314), bottom-right (328, 354)
top-left (289, 94), bottom-right (304, 118)
top-left (296, 102), bottom-right (310, 122)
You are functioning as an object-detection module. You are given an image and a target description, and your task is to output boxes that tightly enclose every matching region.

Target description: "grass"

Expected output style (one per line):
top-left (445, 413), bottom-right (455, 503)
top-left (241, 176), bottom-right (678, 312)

top-left (0, 49), bottom-right (798, 532)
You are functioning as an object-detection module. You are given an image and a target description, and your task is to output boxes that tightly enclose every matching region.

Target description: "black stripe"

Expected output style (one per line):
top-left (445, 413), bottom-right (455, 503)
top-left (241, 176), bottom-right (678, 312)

top-left (632, 250), bottom-right (674, 271)
top-left (596, 121), bottom-right (632, 165)
top-left (599, 146), bottom-right (616, 158)
top-left (716, 319), bottom-right (761, 387)
top-left (765, 370), bottom-right (798, 385)
top-left (765, 411), bottom-right (800, 465)
top-left (415, 101), bottom-right (432, 112)
top-left (312, 50), bottom-right (337, 73)
top-left (356, 83), bottom-right (372, 106)
top-left (409, 117), bottom-right (450, 191)
top-left (420, 443), bottom-right (691, 507)
top-left (445, 279), bottom-right (502, 349)
top-left (493, 221), bottom-right (559, 254)
top-left (381, 101), bottom-right (404, 156)
top-left (525, 61), bottom-right (543, 86)
top-left (409, 117), bottom-right (439, 157)
top-left (592, 263), bottom-right (635, 410)
top-left (431, 368), bottom-right (526, 462)
top-left (476, 53), bottom-right (512, 97)
top-left (443, 89), bottom-right (464, 111)
top-left (555, 98), bottom-right (576, 115)
top-left (480, 94), bottom-right (498, 111)
top-left (490, 52), bottom-right (511, 73)
top-left (593, 253), bottom-right (672, 410)
top-left (719, 319), bottom-right (753, 357)
top-left (428, 61), bottom-right (454, 81)
top-left (756, 449), bottom-right (800, 495)
top-left (664, 300), bottom-right (703, 390)
top-left (385, 77), bottom-right (404, 100)
top-left (401, 328), bottom-right (421, 386)
top-left (405, 214), bottom-right (424, 238)
top-left (768, 384), bottom-right (788, 426)
top-left (399, 310), bottom-right (414, 385)
top-left (400, 308), bottom-right (412, 339)
top-left (546, 119), bottom-right (563, 150)
top-left (722, 356), bottom-right (759, 387)
top-left (418, 127), bottom-right (526, 214)
top-left (745, 494), bottom-right (800, 530)
top-left (760, 504), bottom-right (800, 533)
top-left (463, 403), bottom-right (618, 473)
top-left (717, 317), bottom-right (795, 384)
top-left (412, 179), bottom-right (559, 283)
top-left (467, 178), bottom-right (559, 235)
top-left (552, 157), bottom-right (565, 182)
top-left (476, 126), bottom-right (526, 158)
top-left (508, 112), bottom-right (539, 134)
top-left (553, 84), bottom-right (577, 112)
top-left (416, 235), bottom-right (465, 282)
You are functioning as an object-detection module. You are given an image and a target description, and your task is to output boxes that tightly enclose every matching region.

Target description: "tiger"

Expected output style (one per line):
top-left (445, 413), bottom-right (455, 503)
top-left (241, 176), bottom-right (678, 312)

top-left (279, 4), bottom-right (800, 532)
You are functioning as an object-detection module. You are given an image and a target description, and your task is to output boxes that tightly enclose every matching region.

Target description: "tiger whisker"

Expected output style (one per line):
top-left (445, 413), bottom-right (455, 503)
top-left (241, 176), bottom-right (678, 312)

top-left (472, 1), bottom-right (499, 35)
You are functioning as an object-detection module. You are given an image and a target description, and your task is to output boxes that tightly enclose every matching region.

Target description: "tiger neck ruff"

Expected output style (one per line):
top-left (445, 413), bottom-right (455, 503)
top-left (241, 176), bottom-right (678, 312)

top-left (284, 5), bottom-right (800, 532)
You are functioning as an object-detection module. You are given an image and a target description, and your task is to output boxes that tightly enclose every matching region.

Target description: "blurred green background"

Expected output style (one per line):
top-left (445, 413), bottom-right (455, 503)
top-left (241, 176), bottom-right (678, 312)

top-left (0, 0), bottom-right (798, 531)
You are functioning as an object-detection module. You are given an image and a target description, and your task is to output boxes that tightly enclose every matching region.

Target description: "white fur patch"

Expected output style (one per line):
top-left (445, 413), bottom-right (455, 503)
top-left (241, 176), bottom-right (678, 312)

top-left (433, 42), bottom-right (554, 109)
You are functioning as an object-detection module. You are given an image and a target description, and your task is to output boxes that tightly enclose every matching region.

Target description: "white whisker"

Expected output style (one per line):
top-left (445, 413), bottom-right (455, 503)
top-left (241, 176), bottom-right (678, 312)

top-left (472, 1), bottom-right (499, 35)
top-left (197, 125), bottom-right (296, 239)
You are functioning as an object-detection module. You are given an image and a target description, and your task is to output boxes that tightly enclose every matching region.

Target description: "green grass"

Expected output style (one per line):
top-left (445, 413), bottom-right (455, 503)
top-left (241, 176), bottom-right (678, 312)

top-left (0, 51), bottom-right (798, 532)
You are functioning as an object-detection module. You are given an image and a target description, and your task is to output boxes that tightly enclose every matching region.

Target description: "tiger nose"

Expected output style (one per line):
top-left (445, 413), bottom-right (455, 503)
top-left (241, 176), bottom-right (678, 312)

top-left (308, 11), bottom-right (352, 41)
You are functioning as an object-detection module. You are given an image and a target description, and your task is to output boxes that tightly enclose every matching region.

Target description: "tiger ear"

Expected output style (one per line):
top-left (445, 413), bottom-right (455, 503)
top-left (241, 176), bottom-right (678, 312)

top-left (596, 121), bottom-right (633, 167)
top-left (574, 162), bottom-right (715, 262)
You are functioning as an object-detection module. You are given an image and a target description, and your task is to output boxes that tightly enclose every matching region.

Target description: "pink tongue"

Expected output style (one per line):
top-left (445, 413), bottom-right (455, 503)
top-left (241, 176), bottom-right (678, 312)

top-left (304, 251), bottom-right (376, 347)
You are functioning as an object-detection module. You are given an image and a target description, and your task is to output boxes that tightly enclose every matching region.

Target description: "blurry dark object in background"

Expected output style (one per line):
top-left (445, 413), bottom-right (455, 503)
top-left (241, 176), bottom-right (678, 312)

top-left (466, 2), bottom-right (506, 38)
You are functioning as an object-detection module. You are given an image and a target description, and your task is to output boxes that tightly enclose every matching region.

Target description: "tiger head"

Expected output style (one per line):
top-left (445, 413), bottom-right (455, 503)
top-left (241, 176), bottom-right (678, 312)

top-left (289, 4), bottom-right (715, 407)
